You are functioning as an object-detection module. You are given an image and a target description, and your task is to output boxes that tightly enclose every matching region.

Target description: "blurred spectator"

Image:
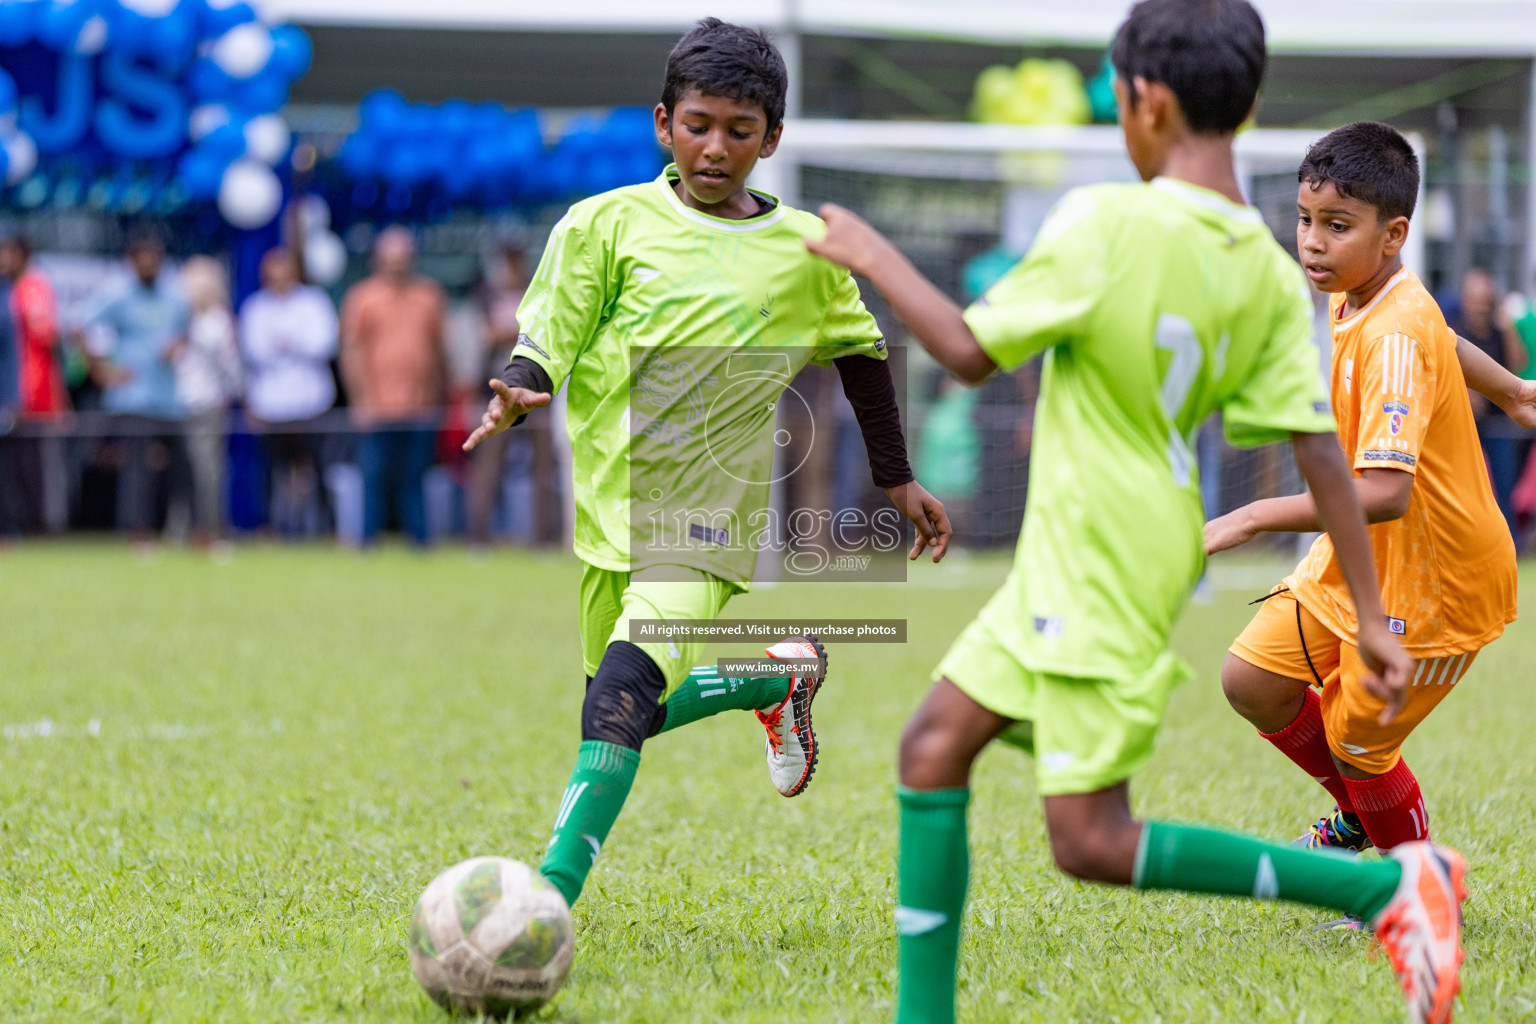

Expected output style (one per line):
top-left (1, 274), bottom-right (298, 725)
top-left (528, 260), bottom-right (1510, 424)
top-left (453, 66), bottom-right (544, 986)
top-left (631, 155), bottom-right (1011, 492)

top-left (1448, 267), bottom-right (1527, 539)
top-left (83, 231), bottom-right (190, 542)
top-left (0, 266), bottom-right (19, 539)
top-left (466, 238), bottom-right (559, 546)
top-left (175, 256), bottom-right (242, 546)
top-left (340, 227), bottom-right (446, 547)
top-left (241, 246), bottom-right (339, 537)
top-left (1501, 275), bottom-right (1536, 548)
top-left (0, 231), bottom-right (67, 533)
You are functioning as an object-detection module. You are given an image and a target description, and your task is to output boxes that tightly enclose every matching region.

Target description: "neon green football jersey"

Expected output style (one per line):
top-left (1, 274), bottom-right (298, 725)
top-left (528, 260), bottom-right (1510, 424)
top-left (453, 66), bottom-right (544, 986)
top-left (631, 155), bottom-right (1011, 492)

top-left (963, 177), bottom-right (1335, 682)
top-left (513, 165), bottom-right (886, 585)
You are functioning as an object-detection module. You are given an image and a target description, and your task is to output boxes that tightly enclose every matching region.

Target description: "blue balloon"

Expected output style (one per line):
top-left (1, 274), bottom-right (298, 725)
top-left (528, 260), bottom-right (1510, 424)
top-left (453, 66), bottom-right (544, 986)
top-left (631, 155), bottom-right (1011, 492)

top-left (609, 106), bottom-right (655, 142)
top-left (268, 24), bottom-right (312, 80)
top-left (0, 68), bottom-right (16, 116)
top-left (231, 73), bottom-right (287, 114)
top-left (201, 0), bottom-right (254, 37)
top-left (201, 120), bottom-right (246, 160)
top-left (177, 149), bottom-right (227, 201)
top-left (38, 0), bottom-right (95, 51)
top-left (359, 89), bottom-right (406, 135)
top-left (105, 6), bottom-right (156, 56)
top-left (440, 158), bottom-right (477, 202)
top-left (149, 7), bottom-right (198, 70)
top-left (439, 98), bottom-right (473, 141)
top-left (380, 145), bottom-right (429, 187)
top-left (470, 101), bottom-right (505, 136)
top-left (189, 57), bottom-right (236, 101)
top-left (339, 134), bottom-right (380, 179)
top-left (0, 0), bottom-right (39, 47)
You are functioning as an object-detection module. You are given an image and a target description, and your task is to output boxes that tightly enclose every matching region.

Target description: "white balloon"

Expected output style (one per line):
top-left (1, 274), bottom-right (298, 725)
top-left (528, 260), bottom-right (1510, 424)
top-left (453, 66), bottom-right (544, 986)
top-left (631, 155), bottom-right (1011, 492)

top-left (3, 131), bottom-right (36, 185)
top-left (119, 0), bottom-right (177, 14)
top-left (188, 103), bottom-right (232, 142)
top-left (296, 193), bottom-right (330, 233)
top-left (211, 24), bottom-right (273, 80)
top-left (242, 114), bottom-right (291, 165)
top-left (72, 14), bottom-right (108, 55)
top-left (217, 159), bottom-right (282, 230)
top-left (303, 231), bottom-right (348, 286)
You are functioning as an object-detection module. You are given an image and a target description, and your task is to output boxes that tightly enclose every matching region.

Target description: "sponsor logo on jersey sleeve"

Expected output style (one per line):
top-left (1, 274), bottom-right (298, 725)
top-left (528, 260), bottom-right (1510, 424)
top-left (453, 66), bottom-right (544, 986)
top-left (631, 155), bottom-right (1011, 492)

top-left (1362, 449), bottom-right (1416, 467)
top-left (515, 332), bottom-right (549, 359)
top-left (689, 522), bottom-right (731, 546)
top-left (1387, 616), bottom-right (1407, 634)
top-left (1032, 616), bottom-right (1064, 639)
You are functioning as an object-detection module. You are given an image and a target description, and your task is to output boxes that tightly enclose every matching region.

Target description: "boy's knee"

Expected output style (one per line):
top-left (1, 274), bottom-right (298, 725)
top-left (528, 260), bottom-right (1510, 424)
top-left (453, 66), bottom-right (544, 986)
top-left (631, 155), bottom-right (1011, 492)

top-left (582, 642), bottom-right (666, 751)
top-left (1046, 820), bottom-right (1133, 883)
top-left (899, 714), bottom-right (969, 789)
top-left (1221, 653), bottom-right (1293, 721)
top-left (1220, 654), bottom-right (1256, 711)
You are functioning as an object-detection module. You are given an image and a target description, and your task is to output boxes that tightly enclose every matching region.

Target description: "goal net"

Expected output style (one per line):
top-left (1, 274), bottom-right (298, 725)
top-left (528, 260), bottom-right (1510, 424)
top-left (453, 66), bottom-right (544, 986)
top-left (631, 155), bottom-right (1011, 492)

top-left (756, 120), bottom-right (1423, 557)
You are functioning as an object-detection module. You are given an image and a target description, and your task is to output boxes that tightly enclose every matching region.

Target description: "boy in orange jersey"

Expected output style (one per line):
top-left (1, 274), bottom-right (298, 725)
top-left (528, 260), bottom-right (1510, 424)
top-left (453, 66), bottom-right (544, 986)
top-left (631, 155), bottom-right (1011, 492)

top-left (1208, 121), bottom-right (1533, 860)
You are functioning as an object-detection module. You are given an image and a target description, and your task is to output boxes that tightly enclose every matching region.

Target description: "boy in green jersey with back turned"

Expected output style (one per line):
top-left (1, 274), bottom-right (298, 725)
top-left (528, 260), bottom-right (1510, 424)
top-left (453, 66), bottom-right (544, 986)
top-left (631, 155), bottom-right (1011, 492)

top-left (808, 1), bottom-right (1470, 1021)
top-left (463, 18), bottom-right (951, 914)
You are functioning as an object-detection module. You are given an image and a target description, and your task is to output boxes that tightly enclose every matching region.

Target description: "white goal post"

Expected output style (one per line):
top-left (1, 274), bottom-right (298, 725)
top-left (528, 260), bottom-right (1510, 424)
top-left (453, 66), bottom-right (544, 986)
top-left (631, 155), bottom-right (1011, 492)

top-left (754, 120), bottom-right (1427, 278)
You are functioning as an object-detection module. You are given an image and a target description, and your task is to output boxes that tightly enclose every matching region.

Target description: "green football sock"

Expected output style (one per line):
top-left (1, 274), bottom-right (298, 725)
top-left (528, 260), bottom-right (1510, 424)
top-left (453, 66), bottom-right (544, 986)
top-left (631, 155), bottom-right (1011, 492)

top-left (896, 787), bottom-right (970, 1024)
top-left (1134, 820), bottom-right (1402, 921)
top-left (653, 665), bottom-right (790, 734)
top-left (538, 740), bottom-right (640, 908)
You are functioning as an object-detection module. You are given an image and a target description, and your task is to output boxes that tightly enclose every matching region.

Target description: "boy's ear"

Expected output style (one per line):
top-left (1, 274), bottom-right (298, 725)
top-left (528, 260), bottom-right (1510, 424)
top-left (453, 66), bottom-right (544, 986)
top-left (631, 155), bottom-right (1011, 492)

top-left (759, 121), bottom-right (783, 159)
top-left (1136, 77), bottom-right (1176, 129)
top-left (1381, 215), bottom-right (1411, 257)
top-left (653, 102), bottom-right (673, 149)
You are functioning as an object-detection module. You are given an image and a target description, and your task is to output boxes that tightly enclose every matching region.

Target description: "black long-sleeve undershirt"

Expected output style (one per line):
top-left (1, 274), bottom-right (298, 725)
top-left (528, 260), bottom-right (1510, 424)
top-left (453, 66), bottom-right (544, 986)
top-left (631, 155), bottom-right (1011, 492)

top-left (832, 353), bottom-right (914, 489)
top-left (496, 352), bottom-right (913, 487)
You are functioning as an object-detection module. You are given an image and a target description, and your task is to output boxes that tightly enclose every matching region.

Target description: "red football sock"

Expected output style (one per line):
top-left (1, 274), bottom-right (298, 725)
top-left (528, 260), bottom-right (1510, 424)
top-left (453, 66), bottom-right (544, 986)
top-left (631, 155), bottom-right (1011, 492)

top-left (1343, 758), bottom-right (1427, 850)
top-left (1258, 687), bottom-right (1355, 813)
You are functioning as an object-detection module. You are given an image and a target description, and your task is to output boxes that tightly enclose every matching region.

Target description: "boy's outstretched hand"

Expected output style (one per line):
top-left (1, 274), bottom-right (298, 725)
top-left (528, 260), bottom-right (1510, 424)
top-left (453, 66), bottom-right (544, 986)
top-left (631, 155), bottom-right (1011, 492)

top-left (462, 379), bottom-right (551, 452)
top-left (1203, 509), bottom-right (1256, 555)
top-left (1503, 378), bottom-right (1536, 428)
top-left (805, 203), bottom-right (895, 277)
top-left (1356, 618), bottom-right (1415, 725)
top-left (883, 481), bottom-right (953, 562)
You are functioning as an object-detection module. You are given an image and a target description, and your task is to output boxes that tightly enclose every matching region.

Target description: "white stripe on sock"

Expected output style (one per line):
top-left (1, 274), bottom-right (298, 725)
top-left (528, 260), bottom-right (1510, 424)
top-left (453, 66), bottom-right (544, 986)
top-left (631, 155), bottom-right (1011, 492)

top-left (555, 781), bottom-right (589, 829)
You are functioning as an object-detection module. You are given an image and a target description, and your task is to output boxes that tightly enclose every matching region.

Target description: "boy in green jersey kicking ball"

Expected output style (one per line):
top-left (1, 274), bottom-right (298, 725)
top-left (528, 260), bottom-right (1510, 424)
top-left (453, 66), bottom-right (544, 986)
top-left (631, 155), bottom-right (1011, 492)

top-left (809, 1), bottom-right (1468, 1021)
top-left (463, 18), bottom-right (952, 912)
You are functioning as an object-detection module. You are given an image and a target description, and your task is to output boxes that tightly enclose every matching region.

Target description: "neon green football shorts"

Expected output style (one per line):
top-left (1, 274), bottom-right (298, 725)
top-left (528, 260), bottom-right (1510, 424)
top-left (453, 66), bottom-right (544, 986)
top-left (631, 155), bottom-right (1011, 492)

top-left (579, 563), bottom-right (736, 697)
top-left (934, 611), bottom-right (1189, 796)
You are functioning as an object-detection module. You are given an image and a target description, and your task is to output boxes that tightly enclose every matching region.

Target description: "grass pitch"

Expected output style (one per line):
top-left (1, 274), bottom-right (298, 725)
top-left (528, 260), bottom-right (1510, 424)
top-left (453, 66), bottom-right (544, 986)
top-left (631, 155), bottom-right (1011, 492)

top-left (1, 543), bottom-right (1533, 1024)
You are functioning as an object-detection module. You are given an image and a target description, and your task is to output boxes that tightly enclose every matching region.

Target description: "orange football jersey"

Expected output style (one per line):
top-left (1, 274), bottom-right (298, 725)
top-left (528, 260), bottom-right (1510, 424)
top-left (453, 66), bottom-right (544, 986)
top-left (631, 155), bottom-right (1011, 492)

top-left (1287, 267), bottom-right (1517, 656)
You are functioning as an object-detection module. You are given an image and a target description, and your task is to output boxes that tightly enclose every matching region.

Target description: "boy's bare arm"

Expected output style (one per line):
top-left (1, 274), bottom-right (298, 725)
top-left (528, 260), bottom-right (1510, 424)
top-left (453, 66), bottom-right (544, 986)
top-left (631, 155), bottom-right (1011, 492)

top-left (1457, 334), bottom-right (1536, 427)
top-left (806, 204), bottom-right (997, 385)
top-left (1205, 468), bottom-right (1411, 553)
top-left (1289, 431), bottom-right (1413, 722)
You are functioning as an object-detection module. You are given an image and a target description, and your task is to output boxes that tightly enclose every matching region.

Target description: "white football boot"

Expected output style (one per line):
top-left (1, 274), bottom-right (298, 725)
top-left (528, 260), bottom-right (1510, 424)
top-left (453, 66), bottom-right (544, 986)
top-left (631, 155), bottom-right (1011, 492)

top-left (754, 636), bottom-right (827, 797)
top-left (1370, 841), bottom-right (1469, 1024)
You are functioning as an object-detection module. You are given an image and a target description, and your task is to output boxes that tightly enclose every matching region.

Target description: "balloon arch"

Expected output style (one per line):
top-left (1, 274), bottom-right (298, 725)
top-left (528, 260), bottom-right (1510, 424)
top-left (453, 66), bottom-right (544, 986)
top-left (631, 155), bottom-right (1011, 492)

top-left (0, 0), bottom-right (311, 229)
